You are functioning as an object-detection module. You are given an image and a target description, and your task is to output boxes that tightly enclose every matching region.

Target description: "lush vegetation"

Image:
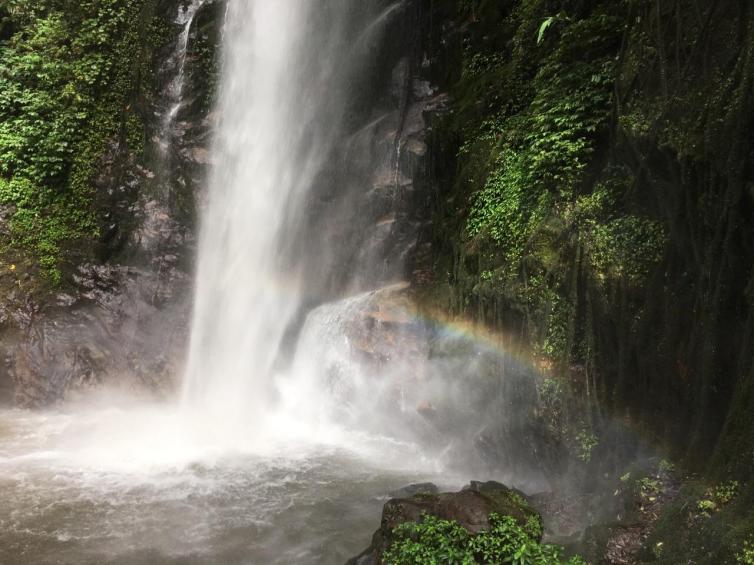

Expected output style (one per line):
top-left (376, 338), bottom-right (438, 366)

top-left (427, 0), bottom-right (754, 472)
top-left (422, 0), bottom-right (754, 560)
top-left (384, 512), bottom-right (584, 565)
top-left (431, 0), bottom-right (671, 365)
top-left (0, 0), bottom-right (154, 282)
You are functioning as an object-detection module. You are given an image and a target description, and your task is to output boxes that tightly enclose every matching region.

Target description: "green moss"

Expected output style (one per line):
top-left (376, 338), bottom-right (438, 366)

top-left (644, 481), bottom-right (754, 564)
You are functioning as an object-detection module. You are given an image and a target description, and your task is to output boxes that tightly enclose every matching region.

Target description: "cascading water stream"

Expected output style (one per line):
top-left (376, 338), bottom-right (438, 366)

top-left (179, 0), bottom-right (502, 458)
top-left (158, 0), bottom-right (206, 153)
top-left (182, 1), bottom-right (360, 434)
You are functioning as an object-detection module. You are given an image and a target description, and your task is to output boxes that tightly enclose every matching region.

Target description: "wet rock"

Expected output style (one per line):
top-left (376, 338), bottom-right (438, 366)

top-left (347, 481), bottom-right (541, 565)
top-left (188, 146), bottom-right (212, 165)
top-left (299, 283), bottom-right (428, 378)
top-left (0, 203), bottom-right (15, 237)
top-left (4, 264), bottom-right (192, 407)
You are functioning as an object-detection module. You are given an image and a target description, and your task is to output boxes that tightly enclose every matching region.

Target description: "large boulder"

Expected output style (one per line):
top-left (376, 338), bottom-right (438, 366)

top-left (347, 481), bottom-right (542, 565)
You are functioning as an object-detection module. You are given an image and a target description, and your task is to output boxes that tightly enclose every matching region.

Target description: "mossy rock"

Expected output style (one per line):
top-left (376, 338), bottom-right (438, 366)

top-left (642, 481), bottom-right (754, 564)
top-left (347, 480), bottom-right (541, 564)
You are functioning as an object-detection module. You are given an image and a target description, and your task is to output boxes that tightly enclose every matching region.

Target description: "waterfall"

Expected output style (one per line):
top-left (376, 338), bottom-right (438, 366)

top-left (182, 1), bottom-right (367, 430)
top-left (159, 0), bottom-right (206, 153)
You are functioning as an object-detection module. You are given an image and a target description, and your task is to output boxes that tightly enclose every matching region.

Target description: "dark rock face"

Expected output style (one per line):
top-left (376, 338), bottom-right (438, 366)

top-left (282, 0), bottom-right (447, 308)
top-left (347, 481), bottom-right (541, 565)
top-left (387, 482), bottom-right (440, 499)
top-left (8, 262), bottom-right (192, 406)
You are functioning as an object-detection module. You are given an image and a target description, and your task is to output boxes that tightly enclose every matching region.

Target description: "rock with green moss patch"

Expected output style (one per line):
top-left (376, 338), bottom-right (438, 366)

top-left (347, 480), bottom-right (542, 564)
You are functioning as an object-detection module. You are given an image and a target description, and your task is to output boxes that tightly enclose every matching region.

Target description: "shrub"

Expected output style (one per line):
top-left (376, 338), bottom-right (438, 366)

top-left (383, 512), bottom-right (585, 564)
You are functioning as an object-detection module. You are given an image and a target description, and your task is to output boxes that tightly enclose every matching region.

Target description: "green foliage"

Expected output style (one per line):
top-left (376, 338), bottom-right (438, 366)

top-left (537, 17), bottom-right (556, 45)
top-left (584, 215), bottom-right (666, 285)
top-left (537, 12), bottom-right (572, 46)
top-left (433, 0), bottom-right (679, 377)
top-left (737, 537), bottom-right (754, 565)
top-left (575, 429), bottom-right (598, 462)
top-left (658, 459), bottom-right (675, 473)
top-left (383, 513), bottom-right (474, 564)
top-left (451, 4), bottom-right (646, 362)
top-left (697, 481), bottom-right (740, 516)
top-left (715, 481), bottom-right (741, 506)
top-left (464, 56), bottom-right (614, 261)
top-left (696, 498), bottom-right (717, 517)
top-left (383, 512), bottom-right (585, 565)
top-left (637, 477), bottom-right (661, 499)
top-left (0, 0), bottom-right (147, 281)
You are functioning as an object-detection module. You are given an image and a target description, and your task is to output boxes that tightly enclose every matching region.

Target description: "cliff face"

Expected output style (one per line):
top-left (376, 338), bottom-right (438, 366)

top-left (417, 0), bottom-right (754, 480)
top-left (0, 0), bottom-right (222, 404)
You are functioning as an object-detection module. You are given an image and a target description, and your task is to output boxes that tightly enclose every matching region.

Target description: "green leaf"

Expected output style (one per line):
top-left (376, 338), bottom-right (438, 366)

top-left (537, 17), bottom-right (555, 45)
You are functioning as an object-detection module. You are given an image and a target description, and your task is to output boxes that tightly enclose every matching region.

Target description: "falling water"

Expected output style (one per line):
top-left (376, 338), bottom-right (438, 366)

top-left (182, 1), bottom-right (366, 431)
top-left (159, 0), bottom-right (206, 152)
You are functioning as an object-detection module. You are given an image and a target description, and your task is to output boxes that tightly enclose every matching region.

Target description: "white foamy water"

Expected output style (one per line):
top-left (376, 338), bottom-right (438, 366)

top-left (0, 404), bottom-right (454, 565)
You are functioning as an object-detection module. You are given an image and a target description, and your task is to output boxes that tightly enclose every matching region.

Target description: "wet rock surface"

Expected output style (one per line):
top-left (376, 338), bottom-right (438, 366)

top-left (6, 262), bottom-right (192, 407)
top-left (347, 480), bottom-right (541, 565)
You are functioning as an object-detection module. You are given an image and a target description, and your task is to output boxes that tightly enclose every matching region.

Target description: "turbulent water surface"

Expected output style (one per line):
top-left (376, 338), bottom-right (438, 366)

top-left (0, 402), bottom-right (454, 565)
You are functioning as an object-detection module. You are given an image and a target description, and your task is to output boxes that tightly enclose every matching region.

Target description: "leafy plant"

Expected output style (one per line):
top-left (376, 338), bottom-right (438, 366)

top-left (537, 13), bottom-right (570, 45)
top-left (697, 480), bottom-right (740, 516)
top-left (658, 459), bottom-right (675, 473)
top-left (383, 512), bottom-right (585, 565)
top-left (575, 429), bottom-right (598, 462)
top-left (714, 481), bottom-right (740, 505)
top-left (696, 499), bottom-right (717, 517)
top-left (637, 477), bottom-right (661, 498)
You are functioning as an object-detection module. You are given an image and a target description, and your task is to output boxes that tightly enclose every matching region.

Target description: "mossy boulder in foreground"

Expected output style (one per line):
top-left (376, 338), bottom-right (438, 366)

top-left (347, 480), bottom-right (542, 564)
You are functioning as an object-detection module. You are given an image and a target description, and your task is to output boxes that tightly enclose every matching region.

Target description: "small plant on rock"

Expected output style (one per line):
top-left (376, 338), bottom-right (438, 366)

top-left (714, 481), bottom-right (739, 505)
top-left (696, 499), bottom-right (717, 517)
top-left (697, 480), bottom-right (740, 517)
top-left (658, 459), bottom-right (675, 474)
